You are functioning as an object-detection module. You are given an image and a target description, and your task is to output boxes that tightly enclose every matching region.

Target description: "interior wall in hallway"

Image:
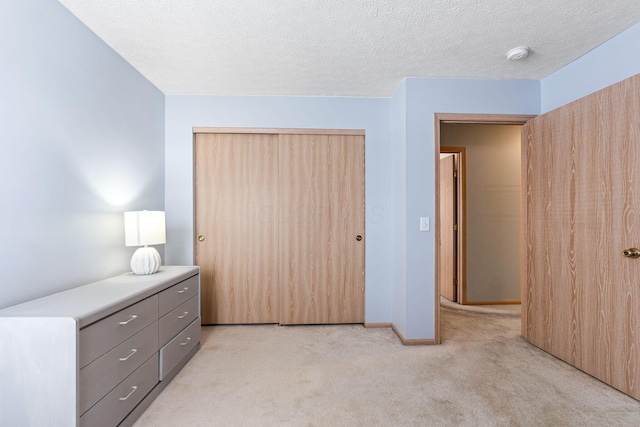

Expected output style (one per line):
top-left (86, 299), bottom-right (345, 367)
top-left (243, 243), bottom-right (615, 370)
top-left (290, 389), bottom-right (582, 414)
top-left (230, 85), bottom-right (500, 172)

top-left (441, 123), bottom-right (522, 303)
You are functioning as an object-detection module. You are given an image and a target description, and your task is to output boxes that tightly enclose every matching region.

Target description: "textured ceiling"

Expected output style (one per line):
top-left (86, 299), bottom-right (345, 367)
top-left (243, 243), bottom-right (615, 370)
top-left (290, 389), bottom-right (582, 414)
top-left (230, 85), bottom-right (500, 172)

top-left (58, 0), bottom-right (640, 97)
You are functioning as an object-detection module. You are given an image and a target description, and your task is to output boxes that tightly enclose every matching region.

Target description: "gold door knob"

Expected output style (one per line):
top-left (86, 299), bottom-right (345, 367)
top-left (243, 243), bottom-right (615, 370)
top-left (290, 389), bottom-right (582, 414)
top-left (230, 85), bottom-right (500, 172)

top-left (622, 248), bottom-right (640, 258)
top-left (198, 235), bottom-right (205, 242)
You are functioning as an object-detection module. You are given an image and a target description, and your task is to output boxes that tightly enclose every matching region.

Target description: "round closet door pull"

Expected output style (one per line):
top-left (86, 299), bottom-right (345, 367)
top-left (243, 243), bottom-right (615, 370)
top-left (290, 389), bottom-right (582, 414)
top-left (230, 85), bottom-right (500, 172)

top-left (356, 235), bottom-right (362, 241)
top-left (198, 235), bottom-right (205, 242)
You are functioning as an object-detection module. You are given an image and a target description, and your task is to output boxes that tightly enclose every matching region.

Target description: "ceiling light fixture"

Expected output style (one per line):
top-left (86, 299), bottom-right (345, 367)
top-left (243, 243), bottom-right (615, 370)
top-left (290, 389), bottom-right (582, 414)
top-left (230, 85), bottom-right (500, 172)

top-left (506, 46), bottom-right (530, 61)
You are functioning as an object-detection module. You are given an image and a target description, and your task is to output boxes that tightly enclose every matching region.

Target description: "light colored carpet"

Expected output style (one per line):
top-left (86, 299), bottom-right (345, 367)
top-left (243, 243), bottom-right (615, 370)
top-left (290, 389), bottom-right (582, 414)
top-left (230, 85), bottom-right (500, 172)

top-left (133, 306), bottom-right (640, 426)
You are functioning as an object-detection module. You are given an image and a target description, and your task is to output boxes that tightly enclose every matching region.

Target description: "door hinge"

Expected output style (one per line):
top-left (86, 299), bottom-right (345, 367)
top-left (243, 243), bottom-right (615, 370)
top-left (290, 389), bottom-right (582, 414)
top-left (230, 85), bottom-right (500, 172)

top-left (454, 170), bottom-right (458, 178)
top-left (453, 224), bottom-right (458, 231)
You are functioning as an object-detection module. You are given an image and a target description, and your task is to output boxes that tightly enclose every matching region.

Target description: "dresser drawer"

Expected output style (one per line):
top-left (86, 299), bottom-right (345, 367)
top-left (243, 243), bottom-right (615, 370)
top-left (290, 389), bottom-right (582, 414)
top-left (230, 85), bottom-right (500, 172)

top-left (159, 274), bottom-right (198, 317)
top-left (80, 353), bottom-right (158, 427)
top-left (159, 318), bottom-right (200, 380)
top-left (159, 295), bottom-right (198, 347)
top-left (79, 321), bottom-right (158, 415)
top-left (79, 295), bottom-right (158, 368)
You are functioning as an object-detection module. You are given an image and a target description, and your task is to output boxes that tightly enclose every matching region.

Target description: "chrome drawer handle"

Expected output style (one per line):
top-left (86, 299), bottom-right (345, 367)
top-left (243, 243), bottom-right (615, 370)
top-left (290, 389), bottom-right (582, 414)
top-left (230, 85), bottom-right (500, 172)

top-left (119, 348), bottom-right (137, 361)
top-left (177, 287), bottom-right (189, 294)
top-left (178, 311), bottom-right (189, 319)
top-left (119, 386), bottom-right (138, 401)
top-left (119, 315), bottom-right (138, 325)
top-left (180, 337), bottom-right (191, 346)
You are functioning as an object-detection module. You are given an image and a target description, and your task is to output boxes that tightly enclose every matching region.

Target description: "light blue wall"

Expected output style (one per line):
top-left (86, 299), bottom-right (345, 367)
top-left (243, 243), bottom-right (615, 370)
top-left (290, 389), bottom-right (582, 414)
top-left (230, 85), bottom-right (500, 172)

top-left (396, 79), bottom-right (540, 339)
top-left (7, 0), bottom-right (637, 338)
top-left (96, 16), bottom-right (640, 339)
top-left (391, 81), bottom-right (407, 333)
top-left (541, 22), bottom-right (640, 113)
top-left (164, 95), bottom-right (393, 322)
top-left (0, 1), bottom-right (165, 309)
top-left (164, 81), bottom-right (538, 334)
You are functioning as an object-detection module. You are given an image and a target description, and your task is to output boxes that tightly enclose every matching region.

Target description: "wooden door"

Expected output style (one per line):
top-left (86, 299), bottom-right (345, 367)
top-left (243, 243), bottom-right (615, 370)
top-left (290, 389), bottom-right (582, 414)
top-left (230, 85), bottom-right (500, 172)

top-left (278, 134), bottom-right (365, 324)
top-left (195, 133), bottom-right (280, 324)
top-left (523, 74), bottom-right (640, 399)
top-left (439, 155), bottom-right (456, 301)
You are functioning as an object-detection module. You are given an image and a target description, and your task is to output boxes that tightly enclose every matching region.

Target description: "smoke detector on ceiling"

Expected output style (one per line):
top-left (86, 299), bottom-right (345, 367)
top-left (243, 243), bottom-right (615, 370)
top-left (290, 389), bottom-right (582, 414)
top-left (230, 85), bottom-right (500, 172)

top-left (506, 46), bottom-right (530, 61)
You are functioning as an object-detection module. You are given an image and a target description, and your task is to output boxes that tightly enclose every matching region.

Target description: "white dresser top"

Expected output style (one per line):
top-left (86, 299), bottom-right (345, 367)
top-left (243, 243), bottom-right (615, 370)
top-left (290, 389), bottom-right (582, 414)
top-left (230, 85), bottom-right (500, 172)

top-left (0, 266), bottom-right (199, 327)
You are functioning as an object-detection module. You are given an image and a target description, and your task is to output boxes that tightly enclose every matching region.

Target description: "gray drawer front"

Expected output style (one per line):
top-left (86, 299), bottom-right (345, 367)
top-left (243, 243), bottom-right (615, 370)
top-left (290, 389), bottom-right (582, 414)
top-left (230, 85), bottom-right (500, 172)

top-left (158, 274), bottom-right (198, 317)
top-left (79, 321), bottom-right (159, 415)
top-left (80, 353), bottom-right (159, 427)
top-left (159, 296), bottom-right (198, 347)
top-left (159, 318), bottom-right (201, 380)
top-left (79, 295), bottom-right (158, 368)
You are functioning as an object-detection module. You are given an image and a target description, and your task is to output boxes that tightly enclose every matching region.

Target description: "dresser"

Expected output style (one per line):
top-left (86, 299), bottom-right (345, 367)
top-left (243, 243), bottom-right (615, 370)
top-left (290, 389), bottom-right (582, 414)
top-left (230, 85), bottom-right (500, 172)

top-left (0, 266), bottom-right (201, 427)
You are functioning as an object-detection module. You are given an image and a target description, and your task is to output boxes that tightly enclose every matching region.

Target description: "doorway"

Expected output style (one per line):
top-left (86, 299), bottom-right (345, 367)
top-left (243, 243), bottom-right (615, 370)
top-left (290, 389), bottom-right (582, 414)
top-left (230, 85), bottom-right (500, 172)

top-left (434, 114), bottom-right (535, 342)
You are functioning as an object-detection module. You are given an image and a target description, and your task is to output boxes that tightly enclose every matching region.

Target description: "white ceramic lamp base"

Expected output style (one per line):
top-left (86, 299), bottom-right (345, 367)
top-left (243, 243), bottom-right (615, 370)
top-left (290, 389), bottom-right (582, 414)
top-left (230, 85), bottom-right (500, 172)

top-left (130, 246), bottom-right (161, 275)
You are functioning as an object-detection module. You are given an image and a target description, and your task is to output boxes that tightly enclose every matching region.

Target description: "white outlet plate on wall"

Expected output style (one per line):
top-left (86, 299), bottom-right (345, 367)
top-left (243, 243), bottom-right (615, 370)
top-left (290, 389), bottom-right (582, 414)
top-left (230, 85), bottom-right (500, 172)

top-left (420, 217), bottom-right (430, 231)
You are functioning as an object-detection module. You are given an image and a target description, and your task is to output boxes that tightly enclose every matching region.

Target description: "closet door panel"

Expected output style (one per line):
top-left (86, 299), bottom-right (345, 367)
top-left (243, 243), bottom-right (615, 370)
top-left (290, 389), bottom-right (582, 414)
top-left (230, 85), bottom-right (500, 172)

top-left (279, 134), bottom-right (365, 324)
top-left (524, 74), bottom-right (640, 399)
top-left (195, 133), bottom-right (279, 324)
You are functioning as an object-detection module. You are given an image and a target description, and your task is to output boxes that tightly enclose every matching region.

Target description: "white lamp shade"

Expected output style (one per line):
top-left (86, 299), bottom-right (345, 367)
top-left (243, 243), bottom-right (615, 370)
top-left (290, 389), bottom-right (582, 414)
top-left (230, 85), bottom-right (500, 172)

top-left (124, 211), bottom-right (166, 247)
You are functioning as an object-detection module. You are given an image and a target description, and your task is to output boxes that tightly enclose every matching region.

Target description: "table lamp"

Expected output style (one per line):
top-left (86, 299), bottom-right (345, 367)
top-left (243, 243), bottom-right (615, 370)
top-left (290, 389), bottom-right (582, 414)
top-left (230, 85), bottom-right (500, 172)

top-left (124, 210), bottom-right (166, 275)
